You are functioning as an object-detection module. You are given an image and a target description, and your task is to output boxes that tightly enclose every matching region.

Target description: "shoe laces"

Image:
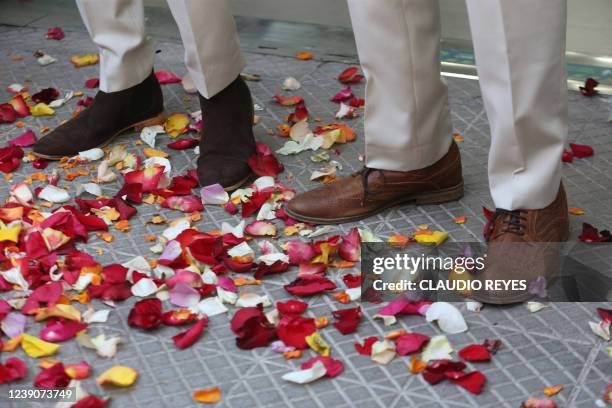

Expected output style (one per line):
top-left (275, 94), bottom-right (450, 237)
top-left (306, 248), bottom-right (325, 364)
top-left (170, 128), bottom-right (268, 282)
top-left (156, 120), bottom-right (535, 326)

top-left (357, 167), bottom-right (385, 205)
top-left (485, 209), bottom-right (527, 241)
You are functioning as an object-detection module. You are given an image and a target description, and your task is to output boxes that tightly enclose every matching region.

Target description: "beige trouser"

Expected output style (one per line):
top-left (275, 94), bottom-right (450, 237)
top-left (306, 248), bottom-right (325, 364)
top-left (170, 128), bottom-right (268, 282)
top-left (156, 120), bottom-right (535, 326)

top-left (75, 0), bottom-right (245, 98)
top-left (347, 0), bottom-right (568, 210)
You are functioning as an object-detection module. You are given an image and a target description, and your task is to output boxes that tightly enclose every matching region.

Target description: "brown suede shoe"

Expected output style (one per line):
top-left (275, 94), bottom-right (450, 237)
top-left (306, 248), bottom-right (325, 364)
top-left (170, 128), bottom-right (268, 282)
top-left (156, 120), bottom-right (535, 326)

top-left (470, 183), bottom-right (570, 304)
top-left (33, 71), bottom-right (165, 159)
top-left (197, 76), bottom-right (256, 191)
top-left (285, 141), bottom-right (463, 224)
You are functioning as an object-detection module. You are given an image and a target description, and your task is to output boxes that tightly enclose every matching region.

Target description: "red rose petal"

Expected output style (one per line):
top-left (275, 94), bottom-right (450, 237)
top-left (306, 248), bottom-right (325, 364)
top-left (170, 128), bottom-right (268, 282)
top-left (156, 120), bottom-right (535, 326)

top-left (85, 78), bottom-right (99, 88)
top-left (155, 70), bottom-right (182, 84)
top-left (284, 275), bottom-right (336, 297)
top-left (355, 336), bottom-right (378, 355)
top-left (458, 344), bottom-right (491, 362)
top-left (0, 357), bottom-right (28, 384)
top-left (396, 333), bottom-right (430, 355)
top-left (128, 298), bottom-right (163, 330)
top-left (569, 143), bottom-right (594, 158)
top-left (301, 356), bottom-right (344, 377)
top-left (34, 363), bottom-right (70, 389)
top-left (338, 67), bottom-right (364, 84)
top-left (276, 299), bottom-right (308, 316)
top-left (230, 305), bottom-right (276, 349)
top-left (445, 370), bottom-right (487, 395)
top-left (277, 315), bottom-right (316, 349)
top-left (332, 306), bottom-right (362, 335)
top-left (167, 138), bottom-right (199, 150)
top-left (46, 27), bottom-right (65, 40)
top-left (40, 320), bottom-right (88, 342)
top-left (248, 142), bottom-right (283, 177)
top-left (172, 317), bottom-right (208, 349)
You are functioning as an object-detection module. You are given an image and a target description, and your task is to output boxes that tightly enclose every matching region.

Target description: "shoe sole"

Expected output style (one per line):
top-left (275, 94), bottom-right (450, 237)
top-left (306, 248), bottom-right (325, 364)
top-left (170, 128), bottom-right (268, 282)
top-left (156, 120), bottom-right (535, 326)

top-left (285, 181), bottom-right (464, 224)
top-left (222, 172), bottom-right (256, 192)
top-left (32, 112), bottom-right (167, 160)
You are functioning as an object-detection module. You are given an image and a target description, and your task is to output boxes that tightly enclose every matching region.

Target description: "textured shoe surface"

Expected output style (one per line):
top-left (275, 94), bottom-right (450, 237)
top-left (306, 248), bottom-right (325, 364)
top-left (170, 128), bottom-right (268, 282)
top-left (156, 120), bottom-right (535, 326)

top-left (33, 71), bottom-right (164, 159)
top-left (197, 76), bottom-right (256, 190)
top-left (285, 141), bottom-right (464, 224)
top-left (471, 183), bottom-right (570, 304)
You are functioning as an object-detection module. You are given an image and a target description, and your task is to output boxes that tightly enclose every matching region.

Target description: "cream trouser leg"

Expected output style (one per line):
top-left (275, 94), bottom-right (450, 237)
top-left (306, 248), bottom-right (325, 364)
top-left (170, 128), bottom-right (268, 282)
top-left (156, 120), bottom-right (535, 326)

top-left (347, 0), bottom-right (568, 210)
top-left (76, 0), bottom-right (244, 98)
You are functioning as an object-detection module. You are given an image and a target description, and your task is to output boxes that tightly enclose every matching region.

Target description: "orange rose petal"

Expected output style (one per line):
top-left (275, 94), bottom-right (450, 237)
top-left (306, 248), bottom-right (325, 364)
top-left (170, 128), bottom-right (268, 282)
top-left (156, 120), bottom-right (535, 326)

top-left (315, 316), bottom-right (329, 329)
top-left (543, 384), bottom-right (564, 397)
top-left (454, 216), bottom-right (467, 224)
top-left (409, 355), bottom-right (427, 374)
top-left (193, 387), bottom-right (222, 404)
top-left (38, 358), bottom-right (61, 369)
top-left (384, 329), bottom-right (407, 340)
top-left (332, 291), bottom-right (350, 304)
top-left (3, 335), bottom-right (22, 352)
top-left (283, 350), bottom-right (303, 360)
top-left (296, 51), bottom-right (314, 60)
top-left (115, 220), bottom-right (130, 232)
top-left (569, 207), bottom-right (584, 215)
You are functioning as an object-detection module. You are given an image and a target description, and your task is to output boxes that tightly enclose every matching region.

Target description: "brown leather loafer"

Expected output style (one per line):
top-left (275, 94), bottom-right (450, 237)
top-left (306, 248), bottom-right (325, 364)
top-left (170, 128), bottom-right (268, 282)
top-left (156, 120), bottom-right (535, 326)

top-left (285, 141), bottom-right (464, 224)
top-left (33, 71), bottom-right (165, 159)
top-left (470, 183), bottom-right (570, 304)
top-left (197, 76), bottom-right (256, 191)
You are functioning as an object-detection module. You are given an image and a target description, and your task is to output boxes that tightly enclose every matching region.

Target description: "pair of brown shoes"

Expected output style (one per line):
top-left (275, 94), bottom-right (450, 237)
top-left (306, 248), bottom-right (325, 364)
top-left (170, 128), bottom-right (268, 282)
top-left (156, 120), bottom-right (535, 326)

top-left (286, 141), bottom-right (570, 305)
top-left (33, 71), bottom-right (255, 191)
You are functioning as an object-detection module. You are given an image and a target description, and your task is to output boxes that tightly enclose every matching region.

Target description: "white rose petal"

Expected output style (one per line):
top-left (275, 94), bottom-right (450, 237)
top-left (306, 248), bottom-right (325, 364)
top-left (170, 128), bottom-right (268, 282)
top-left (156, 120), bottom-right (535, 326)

top-left (282, 361), bottom-right (326, 384)
top-left (425, 302), bottom-right (468, 334)
top-left (39, 185), bottom-right (70, 203)
top-left (421, 335), bottom-right (453, 362)
top-left (371, 340), bottom-right (396, 364)
top-left (131, 278), bottom-right (159, 297)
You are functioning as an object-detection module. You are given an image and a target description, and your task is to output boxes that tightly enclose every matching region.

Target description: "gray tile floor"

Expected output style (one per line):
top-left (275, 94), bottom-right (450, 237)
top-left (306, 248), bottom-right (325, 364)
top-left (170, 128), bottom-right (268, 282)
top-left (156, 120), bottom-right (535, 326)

top-left (0, 23), bottom-right (611, 408)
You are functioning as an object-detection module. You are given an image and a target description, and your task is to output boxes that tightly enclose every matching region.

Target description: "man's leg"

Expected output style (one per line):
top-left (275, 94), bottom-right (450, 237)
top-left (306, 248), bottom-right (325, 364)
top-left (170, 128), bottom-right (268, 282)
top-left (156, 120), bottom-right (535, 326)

top-left (286, 0), bottom-right (463, 224)
top-left (466, 0), bottom-right (569, 304)
top-left (466, 0), bottom-right (568, 211)
top-left (167, 0), bottom-right (255, 190)
top-left (33, 0), bottom-right (164, 158)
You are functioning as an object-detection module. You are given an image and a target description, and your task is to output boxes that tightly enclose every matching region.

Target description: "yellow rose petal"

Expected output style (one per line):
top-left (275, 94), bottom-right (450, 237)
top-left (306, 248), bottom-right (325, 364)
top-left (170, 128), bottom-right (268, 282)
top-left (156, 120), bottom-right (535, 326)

top-left (70, 53), bottom-right (100, 67)
top-left (30, 103), bottom-right (55, 116)
top-left (21, 333), bottom-right (61, 358)
top-left (193, 386), bottom-right (222, 404)
top-left (164, 113), bottom-right (190, 138)
top-left (305, 332), bottom-right (330, 357)
top-left (96, 366), bottom-right (138, 387)
top-left (0, 223), bottom-right (21, 243)
top-left (414, 230), bottom-right (449, 245)
top-left (143, 148), bottom-right (168, 158)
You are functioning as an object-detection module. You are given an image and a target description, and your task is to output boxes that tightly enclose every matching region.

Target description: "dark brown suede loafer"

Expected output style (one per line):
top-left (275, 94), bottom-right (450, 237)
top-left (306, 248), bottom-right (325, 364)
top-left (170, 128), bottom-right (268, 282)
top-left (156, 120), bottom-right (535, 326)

top-left (470, 183), bottom-right (570, 305)
top-left (33, 71), bottom-right (165, 159)
top-left (197, 76), bottom-right (256, 191)
top-left (285, 141), bottom-right (464, 224)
